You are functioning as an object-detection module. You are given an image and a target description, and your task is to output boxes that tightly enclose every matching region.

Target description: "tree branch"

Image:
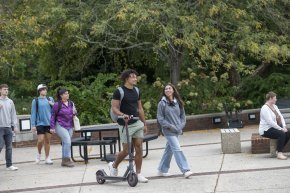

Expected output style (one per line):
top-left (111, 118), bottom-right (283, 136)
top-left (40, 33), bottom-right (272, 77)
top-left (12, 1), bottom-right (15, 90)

top-left (75, 35), bottom-right (153, 50)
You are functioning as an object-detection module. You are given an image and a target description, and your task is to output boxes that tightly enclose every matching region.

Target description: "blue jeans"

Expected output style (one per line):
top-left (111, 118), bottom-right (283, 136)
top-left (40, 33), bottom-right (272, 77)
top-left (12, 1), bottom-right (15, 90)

top-left (55, 123), bottom-right (73, 158)
top-left (158, 135), bottom-right (190, 174)
top-left (0, 127), bottom-right (13, 167)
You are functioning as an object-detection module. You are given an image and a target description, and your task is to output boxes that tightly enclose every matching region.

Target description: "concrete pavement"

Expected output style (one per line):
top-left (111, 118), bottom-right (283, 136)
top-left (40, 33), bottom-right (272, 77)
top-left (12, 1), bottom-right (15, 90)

top-left (1, 125), bottom-right (290, 193)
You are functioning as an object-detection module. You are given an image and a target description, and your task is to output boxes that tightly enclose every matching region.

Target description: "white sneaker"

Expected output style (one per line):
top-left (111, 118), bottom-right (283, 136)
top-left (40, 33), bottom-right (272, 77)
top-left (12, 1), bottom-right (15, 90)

top-left (277, 152), bottom-right (287, 160)
top-left (7, 166), bottom-right (18, 171)
top-left (157, 171), bottom-right (171, 177)
top-left (184, 171), bottom-right (193, 178)
top-left (137, 173), bottom-right (148, 183)
top-left (45, 157), bottom-right (53, 165)
top-left (108, 162), bottom-right (118, 176)
top-left (35, 154), bottom-right (41, 164)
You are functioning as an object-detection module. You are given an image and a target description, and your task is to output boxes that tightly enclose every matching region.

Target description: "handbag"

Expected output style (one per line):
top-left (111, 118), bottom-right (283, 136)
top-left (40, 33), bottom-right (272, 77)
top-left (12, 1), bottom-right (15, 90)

top-left (71, 102), bottom-right (81, 131)
top-left (73, 116), bottom-right (81, 131)
top-left (275, 113), bottom-right (282, 126)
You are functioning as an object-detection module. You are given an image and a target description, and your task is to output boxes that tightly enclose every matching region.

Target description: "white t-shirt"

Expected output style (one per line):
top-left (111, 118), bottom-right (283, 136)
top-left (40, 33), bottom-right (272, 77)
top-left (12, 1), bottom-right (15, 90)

top-left (259, 104), bottom-right (286, 135)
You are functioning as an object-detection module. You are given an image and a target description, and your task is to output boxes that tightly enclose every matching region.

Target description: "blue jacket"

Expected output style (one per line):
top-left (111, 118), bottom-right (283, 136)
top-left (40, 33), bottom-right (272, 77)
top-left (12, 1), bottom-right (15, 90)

top-left (31, 97), bottom-right (54, 127)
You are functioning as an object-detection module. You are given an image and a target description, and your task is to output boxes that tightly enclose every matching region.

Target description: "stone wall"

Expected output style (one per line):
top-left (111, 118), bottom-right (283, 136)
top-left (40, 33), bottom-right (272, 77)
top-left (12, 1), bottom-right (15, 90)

top-left (13, 108), bottom-right (261, 148)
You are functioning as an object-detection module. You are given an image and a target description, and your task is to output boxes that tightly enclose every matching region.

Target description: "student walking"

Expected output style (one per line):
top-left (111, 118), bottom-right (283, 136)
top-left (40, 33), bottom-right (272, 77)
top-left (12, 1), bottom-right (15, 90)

top-left (0, 84), bottom-right (18, 171)
top-left (50, 88), bottom-right (76, 167)
top-left (259, 91), bottom-right (290, 160)
top-left (108, 69), bottom-right (148, 183)
top-left (31, 84), bottom-right (54, 164)
top-left (157, 83), bottom-right (193, 178)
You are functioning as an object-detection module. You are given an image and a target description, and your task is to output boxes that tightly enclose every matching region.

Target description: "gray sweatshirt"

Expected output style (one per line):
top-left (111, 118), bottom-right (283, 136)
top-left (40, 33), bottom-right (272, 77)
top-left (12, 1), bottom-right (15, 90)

top-left (157, 96), bottom-right (186, 136)
top-left (0, 97), bottom-right (17, 129)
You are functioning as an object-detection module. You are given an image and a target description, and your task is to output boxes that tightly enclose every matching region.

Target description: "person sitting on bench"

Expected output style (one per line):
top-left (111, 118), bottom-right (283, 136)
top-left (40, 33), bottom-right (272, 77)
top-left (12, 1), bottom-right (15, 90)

top-left (259, 91), bottom-right (290, 160)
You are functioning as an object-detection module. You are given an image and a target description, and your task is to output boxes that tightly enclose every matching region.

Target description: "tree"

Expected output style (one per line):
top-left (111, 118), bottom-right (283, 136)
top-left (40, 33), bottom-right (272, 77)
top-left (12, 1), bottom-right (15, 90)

top-left (0, 0), bottom-right (289, 118)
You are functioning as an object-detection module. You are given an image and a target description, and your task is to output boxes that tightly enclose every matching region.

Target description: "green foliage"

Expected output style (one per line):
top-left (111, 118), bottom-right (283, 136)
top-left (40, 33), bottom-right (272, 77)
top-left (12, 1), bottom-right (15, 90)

top-left (0, 1), bottom-right (289, 123)
top-left (48, 73), bottom-right (119, 125)
top-left (46, 73), bottom-right (164, 125)
top-left (152, 68), bottom-right (247, 116)
top-left (237, 73), bottom-right (290, 107)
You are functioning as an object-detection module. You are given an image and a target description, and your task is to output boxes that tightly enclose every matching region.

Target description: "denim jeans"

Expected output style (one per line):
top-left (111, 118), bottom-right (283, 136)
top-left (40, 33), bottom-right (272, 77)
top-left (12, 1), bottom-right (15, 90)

top-left (55, 122), bottom-right (73, 158)
top-left (158, 135), bottom-right (190, 174)
top-left (0, 127), bottom-right (13, 167)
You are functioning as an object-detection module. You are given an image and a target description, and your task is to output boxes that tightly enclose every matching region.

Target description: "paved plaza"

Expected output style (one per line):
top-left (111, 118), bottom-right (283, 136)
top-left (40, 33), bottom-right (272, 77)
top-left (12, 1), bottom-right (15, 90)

top-left (1, 125), bottom-right (290, 193)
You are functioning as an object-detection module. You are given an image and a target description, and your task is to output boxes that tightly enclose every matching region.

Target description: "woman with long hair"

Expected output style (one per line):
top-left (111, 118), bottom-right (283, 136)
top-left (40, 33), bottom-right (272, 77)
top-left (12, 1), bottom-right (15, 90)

top-left (156, 83), bottom-right (193, 178)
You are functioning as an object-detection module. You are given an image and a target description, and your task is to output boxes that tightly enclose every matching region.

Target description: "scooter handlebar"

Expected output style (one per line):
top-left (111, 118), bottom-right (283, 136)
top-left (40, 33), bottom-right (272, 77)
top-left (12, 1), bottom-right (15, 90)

top-left (117, 115), bottom-right (139, 120)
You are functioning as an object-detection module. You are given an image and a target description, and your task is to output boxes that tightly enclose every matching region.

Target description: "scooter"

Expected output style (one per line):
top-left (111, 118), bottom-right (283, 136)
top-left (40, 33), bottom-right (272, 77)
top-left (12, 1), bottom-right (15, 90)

top-left (96, 115), bottom-right (139, 187)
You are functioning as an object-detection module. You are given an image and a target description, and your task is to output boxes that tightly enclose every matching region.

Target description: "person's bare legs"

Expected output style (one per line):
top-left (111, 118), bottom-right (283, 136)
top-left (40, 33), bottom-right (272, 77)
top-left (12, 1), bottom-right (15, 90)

top-left (35, 134), bottom-right (44, 163)
top-left (132, 138), bottom-right (143, 174)
top-left (44, 132), bottom-right (51, 159)
top-left (112, 143), bottom-right (129, 168)
top-left (37, 134), bottom-right (45, 154)
top-left (132, 138), bottom-right (148, 182)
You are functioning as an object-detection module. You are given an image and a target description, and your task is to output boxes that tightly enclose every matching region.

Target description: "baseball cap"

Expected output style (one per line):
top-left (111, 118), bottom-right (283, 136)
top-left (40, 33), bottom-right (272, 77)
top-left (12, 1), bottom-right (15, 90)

top-left (37, 84), bottom-right (47, 91)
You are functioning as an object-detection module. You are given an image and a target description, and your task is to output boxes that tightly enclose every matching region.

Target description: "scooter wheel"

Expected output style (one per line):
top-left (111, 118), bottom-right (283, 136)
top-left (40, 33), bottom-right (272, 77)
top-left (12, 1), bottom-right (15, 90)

top-left (127, 172), bottom-right (138, 187)
top-left (96, 170), bottom-right (106, 184)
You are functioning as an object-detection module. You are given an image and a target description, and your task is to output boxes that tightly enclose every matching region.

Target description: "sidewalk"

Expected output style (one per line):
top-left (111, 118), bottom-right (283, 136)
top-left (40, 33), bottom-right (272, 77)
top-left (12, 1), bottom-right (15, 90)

top-left (1, 125), bottom-right (290, 193)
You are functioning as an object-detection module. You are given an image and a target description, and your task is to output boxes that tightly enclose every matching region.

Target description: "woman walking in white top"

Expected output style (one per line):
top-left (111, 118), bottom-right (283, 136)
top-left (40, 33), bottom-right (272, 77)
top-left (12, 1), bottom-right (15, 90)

top-left (259, 91), bottom-right (290, 160)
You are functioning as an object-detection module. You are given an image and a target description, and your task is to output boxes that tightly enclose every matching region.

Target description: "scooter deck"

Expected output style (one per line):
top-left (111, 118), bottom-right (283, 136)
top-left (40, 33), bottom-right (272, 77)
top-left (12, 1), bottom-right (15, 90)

top-left (98, 169), bottom-right (127, 181)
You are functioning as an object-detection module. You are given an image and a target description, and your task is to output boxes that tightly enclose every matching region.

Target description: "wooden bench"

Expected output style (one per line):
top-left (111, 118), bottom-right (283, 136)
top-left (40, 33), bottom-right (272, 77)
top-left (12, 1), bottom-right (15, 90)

top-left (251, 108), bottom-right (290, 154)
top-left (251, 133), bottom-right (270, 154)
top-left (251, 134), bottom-right (290, 154)
top-left (220, 128), bottom-right (241, 153)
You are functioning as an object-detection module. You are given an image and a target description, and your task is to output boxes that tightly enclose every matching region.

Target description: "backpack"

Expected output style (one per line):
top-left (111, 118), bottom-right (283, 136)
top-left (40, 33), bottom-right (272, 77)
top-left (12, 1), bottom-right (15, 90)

top-left (110, 86), bottom-right (139, 122)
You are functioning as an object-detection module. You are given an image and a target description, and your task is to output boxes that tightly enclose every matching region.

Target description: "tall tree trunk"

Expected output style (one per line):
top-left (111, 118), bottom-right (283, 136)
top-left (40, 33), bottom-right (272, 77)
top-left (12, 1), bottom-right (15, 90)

top-left (168, 37), bottom-right (183, 86)
top-left (228, 46), bottom-right (241, 86)
top-left (229, 64), bottom-right (241, 86)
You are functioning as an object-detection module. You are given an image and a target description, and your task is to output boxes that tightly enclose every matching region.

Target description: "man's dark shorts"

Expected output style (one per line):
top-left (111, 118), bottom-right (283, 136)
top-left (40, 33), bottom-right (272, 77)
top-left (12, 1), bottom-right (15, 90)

top-left (36, 126), bottom-right (51, 135)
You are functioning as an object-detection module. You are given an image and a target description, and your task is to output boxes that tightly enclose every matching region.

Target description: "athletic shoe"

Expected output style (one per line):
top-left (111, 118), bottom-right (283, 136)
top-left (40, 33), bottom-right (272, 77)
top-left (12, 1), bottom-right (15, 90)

top-left (277, 152), bottom-right (287, 160)
top-left (45, 157), bottom-right (53, 165)
top-left (108, 162), bottom-right (118, 176)
top-left (35, 154), bottom-right (41, 164)
top-left (137, 174), bottom-right (148, 183)
top-left (157, 171), bottom-right (171, 177)
top-left (6, 166), bottom-right (18, 171)
top-left (184, 171), bottom-right (193, 178)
